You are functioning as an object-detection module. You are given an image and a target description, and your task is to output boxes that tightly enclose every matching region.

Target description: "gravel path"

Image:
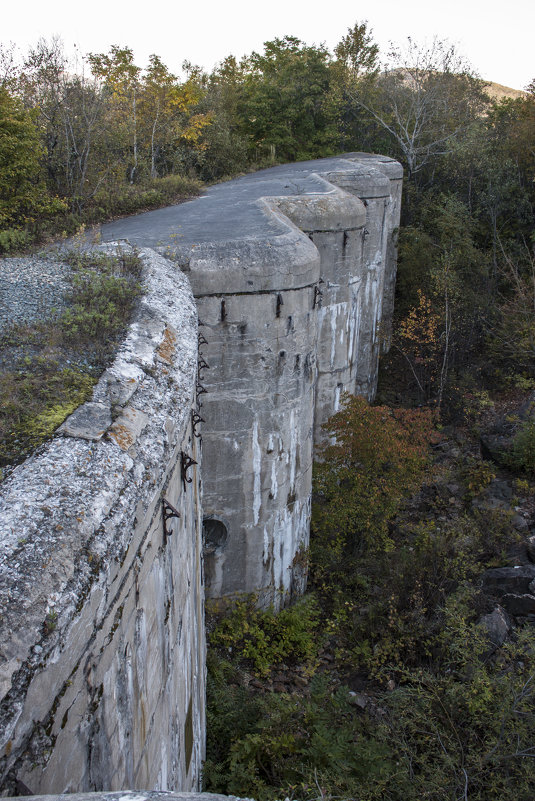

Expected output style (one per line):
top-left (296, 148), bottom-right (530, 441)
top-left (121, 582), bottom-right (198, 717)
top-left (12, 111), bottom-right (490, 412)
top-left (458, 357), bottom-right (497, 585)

top-left (0, 255), bottom-right (72, 335)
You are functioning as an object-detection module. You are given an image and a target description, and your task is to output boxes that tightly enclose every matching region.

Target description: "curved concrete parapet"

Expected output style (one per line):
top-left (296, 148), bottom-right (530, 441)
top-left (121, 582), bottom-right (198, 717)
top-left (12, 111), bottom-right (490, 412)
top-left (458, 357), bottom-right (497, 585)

top-left (101, 154), bottom-right (402, 609)
top-left (0, 247), bottom-right (205, 795)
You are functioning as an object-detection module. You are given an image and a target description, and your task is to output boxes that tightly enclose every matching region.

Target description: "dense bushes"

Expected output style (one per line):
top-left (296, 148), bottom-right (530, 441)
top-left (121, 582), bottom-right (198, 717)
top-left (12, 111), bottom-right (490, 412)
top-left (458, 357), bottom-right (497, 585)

top-left (0, 86), bottom-right (65, 244)
top-left (208, 594), bottom-right (320, 677)
top-left (205, 395), bottom-right (535, 800)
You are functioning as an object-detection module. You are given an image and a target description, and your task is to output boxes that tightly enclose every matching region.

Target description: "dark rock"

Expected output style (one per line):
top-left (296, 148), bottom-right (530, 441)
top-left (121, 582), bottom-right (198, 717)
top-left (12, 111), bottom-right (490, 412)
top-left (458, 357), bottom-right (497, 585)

top-left (486, 479), bottom-right (513, 501)
top-left (512, 514), bottom-right (529, 533)
top-left (480, 432), bottom-right (512, 466)
top-left (471, 495), bottom-right (508, 511)
top-left (273, 682), bottom-right (288, 693)
top-left (527, 535), bottom-right (535, 563)
top-left (501, 594), bottom-right (535, 616)
top-left (505, 542), bottom-right (531, 566)
top-left (482, 565), bottom-right (535, 595)
top-left (478, 605), bottom-right (511, 647)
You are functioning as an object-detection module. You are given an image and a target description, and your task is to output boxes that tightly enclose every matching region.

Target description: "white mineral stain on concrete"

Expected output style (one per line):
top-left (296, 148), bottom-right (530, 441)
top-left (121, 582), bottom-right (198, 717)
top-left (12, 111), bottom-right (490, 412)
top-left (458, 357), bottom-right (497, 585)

top-left (252, 417), bottom-right (262, 526)
top-left (270, 459), bottom-right (278, 500)
top-left (270, 500), bottom-right (310, 594)
top-left (289, 410), bottom-right (297, 494)
top-left (263, 525), bottom-right (270, 565)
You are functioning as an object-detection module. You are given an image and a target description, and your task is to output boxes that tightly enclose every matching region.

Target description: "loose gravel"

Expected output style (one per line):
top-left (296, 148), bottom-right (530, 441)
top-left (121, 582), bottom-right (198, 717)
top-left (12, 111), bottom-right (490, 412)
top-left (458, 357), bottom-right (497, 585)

top-left (0, 255), bottom-right (72, 334)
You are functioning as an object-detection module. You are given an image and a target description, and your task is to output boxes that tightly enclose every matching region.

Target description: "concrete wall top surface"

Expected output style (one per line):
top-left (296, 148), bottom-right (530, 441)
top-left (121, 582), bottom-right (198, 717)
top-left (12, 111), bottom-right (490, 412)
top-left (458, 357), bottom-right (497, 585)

top-left (100, 153), bottom-right (402, 295)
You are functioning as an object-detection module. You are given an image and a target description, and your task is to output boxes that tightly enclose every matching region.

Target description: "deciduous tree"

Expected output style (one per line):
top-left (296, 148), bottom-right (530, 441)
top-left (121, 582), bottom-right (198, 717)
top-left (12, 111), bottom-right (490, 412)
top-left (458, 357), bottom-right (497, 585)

top-left (346, 37), bottom-right (488, 179)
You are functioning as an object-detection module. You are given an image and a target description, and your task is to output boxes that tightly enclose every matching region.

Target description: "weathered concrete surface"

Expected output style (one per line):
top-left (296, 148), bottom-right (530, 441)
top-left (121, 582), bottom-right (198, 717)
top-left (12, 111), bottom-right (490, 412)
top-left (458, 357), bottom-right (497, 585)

top-left (0, 247), bottom-right (205, 795)
top-left (1, 793), bottom-right (253, 801)
top-left (101, 153), bottom-right (402, 608)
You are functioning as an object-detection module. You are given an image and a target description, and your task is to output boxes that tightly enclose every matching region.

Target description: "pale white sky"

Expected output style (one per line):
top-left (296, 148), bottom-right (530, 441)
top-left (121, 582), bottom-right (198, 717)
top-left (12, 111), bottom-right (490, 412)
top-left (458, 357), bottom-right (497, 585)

top-left (2, 0), bottom-right (533, 90)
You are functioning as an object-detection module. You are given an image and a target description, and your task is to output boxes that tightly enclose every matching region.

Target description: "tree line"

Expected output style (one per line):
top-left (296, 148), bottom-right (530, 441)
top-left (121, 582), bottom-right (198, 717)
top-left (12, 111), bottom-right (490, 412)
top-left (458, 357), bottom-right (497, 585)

top-left (1, 22), bottom-right (535, 404)
top-left (1, 25), bottom-right (532, 230)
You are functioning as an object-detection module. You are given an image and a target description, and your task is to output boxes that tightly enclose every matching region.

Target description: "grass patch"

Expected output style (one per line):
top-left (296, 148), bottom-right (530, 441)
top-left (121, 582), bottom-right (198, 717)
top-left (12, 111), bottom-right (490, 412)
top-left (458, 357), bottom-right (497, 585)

top-left (0, 248), bottom-right (143, 475)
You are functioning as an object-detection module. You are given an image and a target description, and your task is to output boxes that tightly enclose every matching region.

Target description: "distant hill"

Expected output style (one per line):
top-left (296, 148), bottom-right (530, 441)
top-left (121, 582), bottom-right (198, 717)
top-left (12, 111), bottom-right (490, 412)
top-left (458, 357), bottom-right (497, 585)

top-left (386, 69), bottom-right (527, 103)
top-left (484, 81), bottom-right (527, 101)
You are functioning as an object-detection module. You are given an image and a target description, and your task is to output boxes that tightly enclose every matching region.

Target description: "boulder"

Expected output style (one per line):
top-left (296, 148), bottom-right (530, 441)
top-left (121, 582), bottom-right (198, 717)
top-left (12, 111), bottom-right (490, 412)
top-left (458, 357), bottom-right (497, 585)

top-left (478, 605), bottom-right (511, 647)
top-left (512, 513), bottom-right (529, 533)
top-left (482, 565), bottom-right (535, 595)
top-left (501, 594), bottom-right (535, 616)
top-left (527, 534), bottom-right (535, 563)
top-left (505, 541), bottom-right (531, 566)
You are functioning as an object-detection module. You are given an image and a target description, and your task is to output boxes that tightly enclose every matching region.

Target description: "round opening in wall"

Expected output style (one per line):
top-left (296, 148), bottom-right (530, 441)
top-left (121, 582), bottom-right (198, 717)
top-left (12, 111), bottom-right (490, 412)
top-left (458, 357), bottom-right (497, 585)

top-left (203, 517), bottom-right (228, 551)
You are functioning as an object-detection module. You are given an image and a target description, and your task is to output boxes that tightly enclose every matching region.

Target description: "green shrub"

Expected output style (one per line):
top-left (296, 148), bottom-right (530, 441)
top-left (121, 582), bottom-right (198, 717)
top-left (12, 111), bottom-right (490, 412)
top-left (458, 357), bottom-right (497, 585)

top-left (508, 419), bottom-right (535, 474)
top-left (0, 228), bottom-right (32, 253)
top-left (381, 600), bottom-right (535, 801)
top-left (461, 455), bottom-right (496, 498)
top-left (208, 594), bottom-right (320, 677)
top-left (89, 174), bottom-right (200, 219)
top-left (204, 664), bottom-right (393, 801)
top-left (60, 250), bottom-right (143, 348)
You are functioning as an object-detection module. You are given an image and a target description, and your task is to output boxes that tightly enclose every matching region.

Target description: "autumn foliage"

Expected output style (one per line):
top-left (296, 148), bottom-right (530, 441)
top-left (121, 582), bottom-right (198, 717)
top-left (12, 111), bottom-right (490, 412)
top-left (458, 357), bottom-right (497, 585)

top-left (312, 394), bottom-right (437, 563)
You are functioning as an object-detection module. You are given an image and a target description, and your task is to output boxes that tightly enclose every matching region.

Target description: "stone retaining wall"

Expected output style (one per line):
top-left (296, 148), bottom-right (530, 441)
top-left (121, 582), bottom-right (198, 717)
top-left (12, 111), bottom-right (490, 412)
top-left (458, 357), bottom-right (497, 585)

top-left (0, 248), bottom-right (205, 796)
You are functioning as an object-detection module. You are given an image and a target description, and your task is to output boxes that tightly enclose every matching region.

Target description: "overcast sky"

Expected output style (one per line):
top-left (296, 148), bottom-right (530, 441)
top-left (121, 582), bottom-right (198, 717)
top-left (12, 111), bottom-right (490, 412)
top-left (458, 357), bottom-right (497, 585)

top-left (2, 0), bottom-right (533, 91)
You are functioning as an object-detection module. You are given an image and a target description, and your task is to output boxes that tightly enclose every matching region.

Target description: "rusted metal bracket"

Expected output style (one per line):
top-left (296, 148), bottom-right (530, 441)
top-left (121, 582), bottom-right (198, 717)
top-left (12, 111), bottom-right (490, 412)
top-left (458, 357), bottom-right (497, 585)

top-left (181, 452), bottom-right (198, 490)
top-left (198, 356), bottom-right (210, 380)
top-left (191, 409), bottom-right (204, 438)
top-left (162, 498), bottom-right (181, 536)
top-left (362, 227), bottom-right (370, 239)
top-left (313, 281), bottom-right (324, 309)
top-left (198, 331), bottom-right (208, 346)
top-left (196, 382), bottom-right (207, 407)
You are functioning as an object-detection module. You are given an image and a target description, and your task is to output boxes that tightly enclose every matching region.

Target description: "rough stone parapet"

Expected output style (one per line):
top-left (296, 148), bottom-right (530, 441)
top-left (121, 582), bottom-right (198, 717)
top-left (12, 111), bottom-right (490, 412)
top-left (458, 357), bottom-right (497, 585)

top-left (0, 247), bottom-right (205, 796)
top-left (2, 793), bottom-right (253, 801)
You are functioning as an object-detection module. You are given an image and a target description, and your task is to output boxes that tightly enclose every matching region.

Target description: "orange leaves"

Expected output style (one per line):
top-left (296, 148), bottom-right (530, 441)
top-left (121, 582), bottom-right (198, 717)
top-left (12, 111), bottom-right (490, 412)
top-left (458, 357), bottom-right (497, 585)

top-left (313, 394), bottom-right (437, 556)
top-left (398, 289), bottom-right (441, 362)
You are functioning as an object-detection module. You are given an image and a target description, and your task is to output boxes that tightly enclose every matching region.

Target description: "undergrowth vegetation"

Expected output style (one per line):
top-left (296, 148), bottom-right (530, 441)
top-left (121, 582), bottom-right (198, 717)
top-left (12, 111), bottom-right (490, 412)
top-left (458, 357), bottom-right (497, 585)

top-left (205, 394), bottom-right (535, 801)
top-left (208, 595), bottom-right (320, 677)
top-left (0, 248), bottom-right (142, 474)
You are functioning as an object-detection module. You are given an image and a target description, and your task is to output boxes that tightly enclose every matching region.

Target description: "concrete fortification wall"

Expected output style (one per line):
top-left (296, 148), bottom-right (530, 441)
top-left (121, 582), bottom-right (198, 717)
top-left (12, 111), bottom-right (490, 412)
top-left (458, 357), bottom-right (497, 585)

top-left (0, 249), bottom-right (205, 795)
top-left (0, 153), bottom-right (401, 797)
top-left (167, 154), bottom-right (402, 608)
